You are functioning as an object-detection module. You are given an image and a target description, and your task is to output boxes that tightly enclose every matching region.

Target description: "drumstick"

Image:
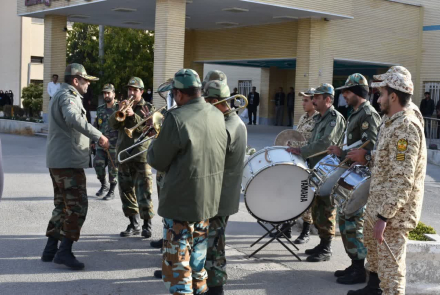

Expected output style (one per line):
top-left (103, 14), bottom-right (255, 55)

top-left (106, 149), bottom-right (116, 169)
top-left (339, 140), bottom-right (371, 167)
top-left (365, 213), bottom-right (399, 265)
top-left (307, 144), bottom-right (347, 159)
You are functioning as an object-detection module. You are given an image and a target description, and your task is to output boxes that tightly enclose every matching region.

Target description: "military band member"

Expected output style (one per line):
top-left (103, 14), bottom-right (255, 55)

top-left (203, 72), bottom-right (247, 295)
top-left (347, 68), bottom-right (426, 295)
top-left (327, 74), bottom-right (381, 285)
top-left (109, 77), bottom-right (155, 239)
top-left (287, 83), bottom-right (346, 262)
top-left (92, 84), bottom-right (119, 200)
top-left (147, 69), bottom-right (227, 295)
top-left (42, 64), bottom-right (109, 270)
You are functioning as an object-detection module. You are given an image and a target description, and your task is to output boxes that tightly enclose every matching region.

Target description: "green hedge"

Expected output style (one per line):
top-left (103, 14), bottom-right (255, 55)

top-left (409, 222), bottom-right (436, 241)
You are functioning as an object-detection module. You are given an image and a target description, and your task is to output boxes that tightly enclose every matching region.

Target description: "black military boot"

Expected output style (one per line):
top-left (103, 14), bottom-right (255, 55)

top-left (120, 215), bottom-right (141, 237)
top-left (150, 239), bottom-right (164, 249)
top-left (337, 259), bottom-right (367, 285)
top-left (102, 183), bottom-right (116, 200)
top-left (96, 178), bottom-right (109, 197)
top-left (305, 240), bottom-right (324, 255)
top-left (306, 239), bottom-right (332, 262)
top-left (335, 260), bottom-right (355, 277)
top-left (41, 236), bottom-right (59, 262)
top-left (153, 269), bottom-right (162, 279)
top-left (53, 237), bottom-right (85, 270)
top-left (294, 222), bottom-right (311, 244)
top-left (347, 272), bottom-right (383, 295)
top-left (141, 219), bottom-right (152, 238)
top-left (269, 222), bottom-right (292, 238)
top-left (206, 286), bottom-right (224, 295)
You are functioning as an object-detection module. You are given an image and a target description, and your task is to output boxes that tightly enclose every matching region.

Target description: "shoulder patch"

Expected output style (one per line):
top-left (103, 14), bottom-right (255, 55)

top-left (396, 153), bottom-right (405, 161)
top-left (362, 121), bottom-right (369, 130)
top-left (330, 120), bottom-right (336, 127)
top-left (397, 139), bottom-right (408, 152)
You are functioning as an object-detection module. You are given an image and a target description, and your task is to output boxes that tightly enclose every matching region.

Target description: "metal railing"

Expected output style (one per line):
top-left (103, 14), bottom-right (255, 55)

top-left (423, 117), bottom-right (440, 148)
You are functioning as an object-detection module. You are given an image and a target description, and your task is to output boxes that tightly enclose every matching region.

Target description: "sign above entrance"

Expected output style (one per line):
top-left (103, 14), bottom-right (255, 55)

top-left (25, 0), bottom-right (79, 7)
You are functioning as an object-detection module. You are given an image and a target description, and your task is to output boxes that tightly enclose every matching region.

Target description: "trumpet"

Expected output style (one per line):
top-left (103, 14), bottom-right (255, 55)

top-left (115, 95), bottom-right (135, 122)
top-left (211, 94), bottom-right (248, 116)
top-left (124, 105), bottom-right (167, 138)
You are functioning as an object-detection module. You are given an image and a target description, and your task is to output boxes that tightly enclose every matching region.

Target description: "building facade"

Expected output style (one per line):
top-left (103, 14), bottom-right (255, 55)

top-left (16, 0), bottom-right (440, 124)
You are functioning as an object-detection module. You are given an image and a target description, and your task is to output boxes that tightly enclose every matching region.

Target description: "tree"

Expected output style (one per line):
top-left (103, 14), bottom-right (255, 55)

top-left (67, 24), bottom-right (154, 103)
top-left (22, 83), bottom-right (43, 117)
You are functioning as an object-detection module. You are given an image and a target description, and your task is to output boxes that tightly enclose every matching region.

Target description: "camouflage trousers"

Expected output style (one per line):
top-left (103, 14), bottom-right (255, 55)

top-left (311, 194), bottom-right (336, 241)
top-left (205, 216), bottom-right (230, 288)
top-left (301, 207), bottom-right (313, 224)
top-left (46, 168), bottom-right (88, 242)
top-left (118, 162), bottom-right (154, 220)
top-left (338, 207), bottom-right (367, 260)
top-left (93, 148), bottom-right (118, 184)
top-left (162, 218), bottom-right (209, 295)
top-left (365, 214), bottom-right (408, 295)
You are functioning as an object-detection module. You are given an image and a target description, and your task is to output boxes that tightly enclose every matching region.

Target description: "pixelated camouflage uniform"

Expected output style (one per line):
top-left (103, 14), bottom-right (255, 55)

top-left (202, 77), bottom-right (247, 288)
top-left (45, 64), bottom-right (101, 242)
top-left (93, 102), bottom-right (119, 184)
top-left (147, 69), bottom-right (227, 295)
top-left (300, 84), bottom-right (346, 242)
top-left (296, 110), bottom-right (318, 224)
top-left (365, 71), bottom-right (426, 295)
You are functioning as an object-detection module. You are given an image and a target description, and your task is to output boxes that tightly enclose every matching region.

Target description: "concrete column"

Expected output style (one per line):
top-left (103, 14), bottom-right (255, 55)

top-left (257, 68), bottom-right (270, 125)
top-left (294, 18), bottom-right (333, 124)
top-left (153, 0), bottom-right (186, 108)
top-left (43, 15), bottom-right (67, 121)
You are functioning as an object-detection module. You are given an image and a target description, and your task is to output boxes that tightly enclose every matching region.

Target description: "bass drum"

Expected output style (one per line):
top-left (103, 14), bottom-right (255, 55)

top-left (242, 146), bottom-right (315, 223)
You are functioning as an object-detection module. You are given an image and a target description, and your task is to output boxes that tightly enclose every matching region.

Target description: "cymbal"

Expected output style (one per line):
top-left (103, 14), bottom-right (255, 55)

top-left (274, 129), bottom-right (306, 146)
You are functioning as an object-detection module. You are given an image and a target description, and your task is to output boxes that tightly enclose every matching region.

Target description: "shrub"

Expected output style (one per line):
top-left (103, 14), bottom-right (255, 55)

top-left (13, 105), bottom-right (25, 117)
top-left (3, 105), bottom-right (12, 117)
top-left (31, 98), bottom-right (43, 116)
top-left (409, 221), bottom-right (436, 241)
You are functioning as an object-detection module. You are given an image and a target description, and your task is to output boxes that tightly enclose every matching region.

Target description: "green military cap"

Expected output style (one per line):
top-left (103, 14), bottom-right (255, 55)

top-left (202, 70), bottom-right (227, 89)
top-left (158, 69), bottom-right (202, 92)
top-left (299, 88), bottom-right (316, 97)
top-left (204, 80), bottom-right (230, 99)
top-left (102, 83), bottom-right (115, 92)
top-left (65, 63), bottom-right (99, 81)
top-left (336, 73), bottom-right (369, 91)
top-left (314, 83), bottom-right (335, 96)
top-left (126, 77), bottom-right (144, 89)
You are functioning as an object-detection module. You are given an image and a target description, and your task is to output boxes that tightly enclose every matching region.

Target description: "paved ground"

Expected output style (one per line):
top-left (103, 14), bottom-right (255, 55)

top-left (0, 127), bottom-right (439, 295)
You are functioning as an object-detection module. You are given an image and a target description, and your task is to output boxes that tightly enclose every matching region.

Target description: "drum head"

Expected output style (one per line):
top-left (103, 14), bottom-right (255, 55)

top-left (344, 179), bottom-right (371, 218)
top-left (245, 164), bottom-right (314, 223)
top-left (274, 130), bottom-right (306, 147)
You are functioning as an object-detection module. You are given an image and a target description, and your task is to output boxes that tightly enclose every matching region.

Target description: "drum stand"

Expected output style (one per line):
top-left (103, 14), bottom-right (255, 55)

top-left (249, 220), bottom-right (301, 261)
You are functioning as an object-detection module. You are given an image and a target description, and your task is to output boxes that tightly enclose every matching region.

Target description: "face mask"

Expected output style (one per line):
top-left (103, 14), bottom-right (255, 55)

top-left (147, 91), bottom-right (151, 94)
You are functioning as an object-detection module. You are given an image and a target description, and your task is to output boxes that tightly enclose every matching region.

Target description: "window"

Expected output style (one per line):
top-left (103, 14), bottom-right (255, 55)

top-left (238, 80), bottom-right (252, 97)
top-left (31, 56), bottom-right (44, 64)
top-left (424, 82), bottom-right (440, 106)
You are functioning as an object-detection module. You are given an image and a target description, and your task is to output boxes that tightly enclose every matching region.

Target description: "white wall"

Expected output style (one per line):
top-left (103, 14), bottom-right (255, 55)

top-left (203, 64), bottom-right (262, 94)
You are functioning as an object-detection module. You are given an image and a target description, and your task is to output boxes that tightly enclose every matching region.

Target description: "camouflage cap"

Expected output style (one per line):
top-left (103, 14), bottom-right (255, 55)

top-left (371, 72), bottom-right (414, 95)
top-left (102, 83), bottom-right (115, 92)
top-left (373, 66), bottom-right (412, 81)
top-left (202, 70), bottom-right (227, 89)
top-left (204, 80), bottom-right (230, 99)
top-left (65, 63), bottom-right (99, 81)
top-left (158, 69), bottom-right (202, 92)
top-left (299, 88), bottom-right (316, 97)
top-left (336, 73), bottom-right (369, 91)
top-left (126, 77), bottom-right (144, 89)
top-left (314, 83), bottom-right (335, 96)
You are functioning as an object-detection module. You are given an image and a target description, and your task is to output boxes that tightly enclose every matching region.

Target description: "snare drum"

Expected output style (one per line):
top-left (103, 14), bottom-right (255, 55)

top-left (309, 154), bottom-right (346, 196)
top-left (331, 165), bottom-right (371, 218)
top-left (242, 147), bottom-right (315, 223)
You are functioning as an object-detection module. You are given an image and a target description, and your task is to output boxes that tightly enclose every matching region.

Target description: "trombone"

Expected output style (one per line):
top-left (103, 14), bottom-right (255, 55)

top-left (211, 94), bottom-right (248, 116)
top-left (124, 105), bottom-right (167, 138)
top-left (115, 95), bottom-right (135, 122)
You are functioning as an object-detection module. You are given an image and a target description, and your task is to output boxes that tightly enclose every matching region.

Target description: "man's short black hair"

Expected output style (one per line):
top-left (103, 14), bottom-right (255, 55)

top-left (53, 74), bottom-right (59, 78)
top-left (175, 87), bottom-right (201, 99)
top-left (323, 93), bottom-right (334, 103)
top-left (386, 86), bottom-right (412, 107)
top-left (424, 92), bottom-right (430, 95)
top-left (65, 75), bottom-right (81, 85)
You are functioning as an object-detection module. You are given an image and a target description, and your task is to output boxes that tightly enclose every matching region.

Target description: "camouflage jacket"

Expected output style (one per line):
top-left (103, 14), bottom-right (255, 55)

top-left (93, 102), bottom-right (119, 149)
top-left (108, 99), bottom-right (155, 163)
top-left (297, 111), bottom-right (319, 142)
top-left (300, 105), bottom-right (346, 168)
top-left (341, 101), bottom-right (381, 159)
top-left (368, 110), bottom-right (426, 229)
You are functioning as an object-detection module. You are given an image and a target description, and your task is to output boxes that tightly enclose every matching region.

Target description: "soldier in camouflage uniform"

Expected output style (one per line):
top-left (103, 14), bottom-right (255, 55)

top-left (109, 77), bottom-right (155, 239)
top-left (326, 74), bottom-right (381, 285)
top-left (287, 83), bottom-right (346, 262)
top-left (347, 68), bottom-right (426, 295)
top-left (92, 84), bottom-right (119, 200)
top-left (42, 64), bottom-right (109, 270)
top-left (147, 69), bottom-right (227, 295)
top-left (203, 72), bottom-right (247, 295)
